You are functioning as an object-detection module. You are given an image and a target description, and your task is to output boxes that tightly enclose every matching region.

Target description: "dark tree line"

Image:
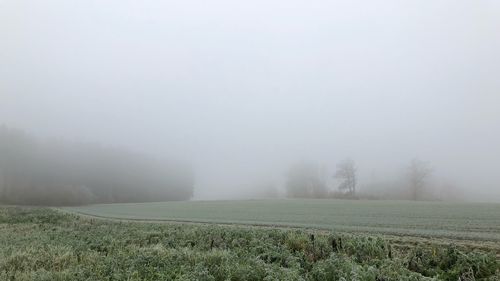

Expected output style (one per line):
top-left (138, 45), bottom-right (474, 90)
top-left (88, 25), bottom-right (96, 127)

top-left (0, 126), bottom-right (194, 206)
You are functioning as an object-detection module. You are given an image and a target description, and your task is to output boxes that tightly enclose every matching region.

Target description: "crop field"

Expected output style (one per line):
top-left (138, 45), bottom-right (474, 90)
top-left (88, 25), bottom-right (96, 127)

top-left (1, 206), bottom-right (499, 281)
top-left (65, 199), bottom-right (500, 242)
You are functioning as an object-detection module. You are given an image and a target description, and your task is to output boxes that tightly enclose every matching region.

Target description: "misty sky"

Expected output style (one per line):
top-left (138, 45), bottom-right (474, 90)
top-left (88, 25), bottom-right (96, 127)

top-left (1, 0), bottom-right (500, 201)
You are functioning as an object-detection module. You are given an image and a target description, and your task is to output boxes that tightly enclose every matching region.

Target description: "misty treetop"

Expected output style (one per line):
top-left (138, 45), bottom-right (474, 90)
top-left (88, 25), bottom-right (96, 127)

top-left (0, 126), bottom-right (194, 205)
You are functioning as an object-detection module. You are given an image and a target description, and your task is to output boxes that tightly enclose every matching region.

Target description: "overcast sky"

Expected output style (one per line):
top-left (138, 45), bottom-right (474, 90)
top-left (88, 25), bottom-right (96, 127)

top-left (1, 0), bottom-right (500, 201)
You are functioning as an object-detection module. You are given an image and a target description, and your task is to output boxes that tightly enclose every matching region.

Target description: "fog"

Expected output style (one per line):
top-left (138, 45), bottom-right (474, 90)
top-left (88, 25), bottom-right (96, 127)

top-left (1, 0), bottom-right (500, 203)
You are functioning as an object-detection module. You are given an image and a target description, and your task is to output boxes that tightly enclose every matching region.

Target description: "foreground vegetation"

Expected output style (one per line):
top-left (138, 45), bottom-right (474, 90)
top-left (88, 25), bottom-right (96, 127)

top-left (66, 199), bottom-right (500, 241)
top-left (1, 206), bottom-right (499, 280)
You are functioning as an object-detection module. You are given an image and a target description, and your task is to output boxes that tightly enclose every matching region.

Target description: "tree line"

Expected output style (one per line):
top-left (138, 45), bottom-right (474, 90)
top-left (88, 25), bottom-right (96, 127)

top-left (285, 158), bottom-right (433, 200)
top-left (0, 126), bottom-right (194, 206)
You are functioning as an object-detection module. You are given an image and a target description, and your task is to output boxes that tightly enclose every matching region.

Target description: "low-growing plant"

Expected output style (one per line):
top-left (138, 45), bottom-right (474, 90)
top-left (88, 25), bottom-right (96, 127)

top-left (0, 206), bottom-right (498, 281)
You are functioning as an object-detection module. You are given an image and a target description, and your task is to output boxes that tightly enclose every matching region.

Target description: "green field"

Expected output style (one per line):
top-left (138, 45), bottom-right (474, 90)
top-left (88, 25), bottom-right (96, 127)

top-left (65, 199), bottom-right (500, 242)
top-left (1, 206), bottom-right (499, 280)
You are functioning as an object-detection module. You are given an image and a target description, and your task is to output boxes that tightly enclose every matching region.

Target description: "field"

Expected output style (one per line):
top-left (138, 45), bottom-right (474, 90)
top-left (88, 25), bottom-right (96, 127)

top-left (3, 200), bottom-right (500, 280)
top-left (66, 199), bottom-right (500, 242)
top-left (1, 206), bottom-right (499, 281)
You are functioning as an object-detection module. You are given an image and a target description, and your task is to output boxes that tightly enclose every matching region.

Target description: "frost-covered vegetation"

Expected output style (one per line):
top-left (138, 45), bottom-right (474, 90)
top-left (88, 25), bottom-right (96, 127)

top-left (0, 206), bottom-right (498, 280)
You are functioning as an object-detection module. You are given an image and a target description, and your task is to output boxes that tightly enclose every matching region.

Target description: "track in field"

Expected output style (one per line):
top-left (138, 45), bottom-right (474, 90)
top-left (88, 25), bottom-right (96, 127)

top-left (64, 199), bottom-right (500, 242)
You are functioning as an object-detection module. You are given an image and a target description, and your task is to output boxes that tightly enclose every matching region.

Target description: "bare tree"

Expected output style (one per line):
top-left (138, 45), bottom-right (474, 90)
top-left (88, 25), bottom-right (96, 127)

top-left (334, 159), bottom-right (357, 195)
top-left (408, 158), bottom-right (432, 201)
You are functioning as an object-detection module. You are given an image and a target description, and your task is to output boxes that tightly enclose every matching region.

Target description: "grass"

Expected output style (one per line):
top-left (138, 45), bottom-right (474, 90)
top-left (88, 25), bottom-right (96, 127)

top-left (1, 206), bottom-right (499, 280)
top-left (65, 199), bottom-right (500, 242)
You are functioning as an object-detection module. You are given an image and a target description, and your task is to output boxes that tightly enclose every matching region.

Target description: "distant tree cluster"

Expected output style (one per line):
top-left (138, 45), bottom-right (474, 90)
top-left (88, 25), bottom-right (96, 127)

top-left (0, 126), bottom-right (194, 206)
top-left (285, 162), bottom-right (328, 198)
top-left (286, 158), bottom-right (436, 201)
top-left (285, 160), bottom-right (357, 199)
top-left (407, 158), bottom-right (432, 201)
top-left (334, 159), bottom-right (357, 195)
